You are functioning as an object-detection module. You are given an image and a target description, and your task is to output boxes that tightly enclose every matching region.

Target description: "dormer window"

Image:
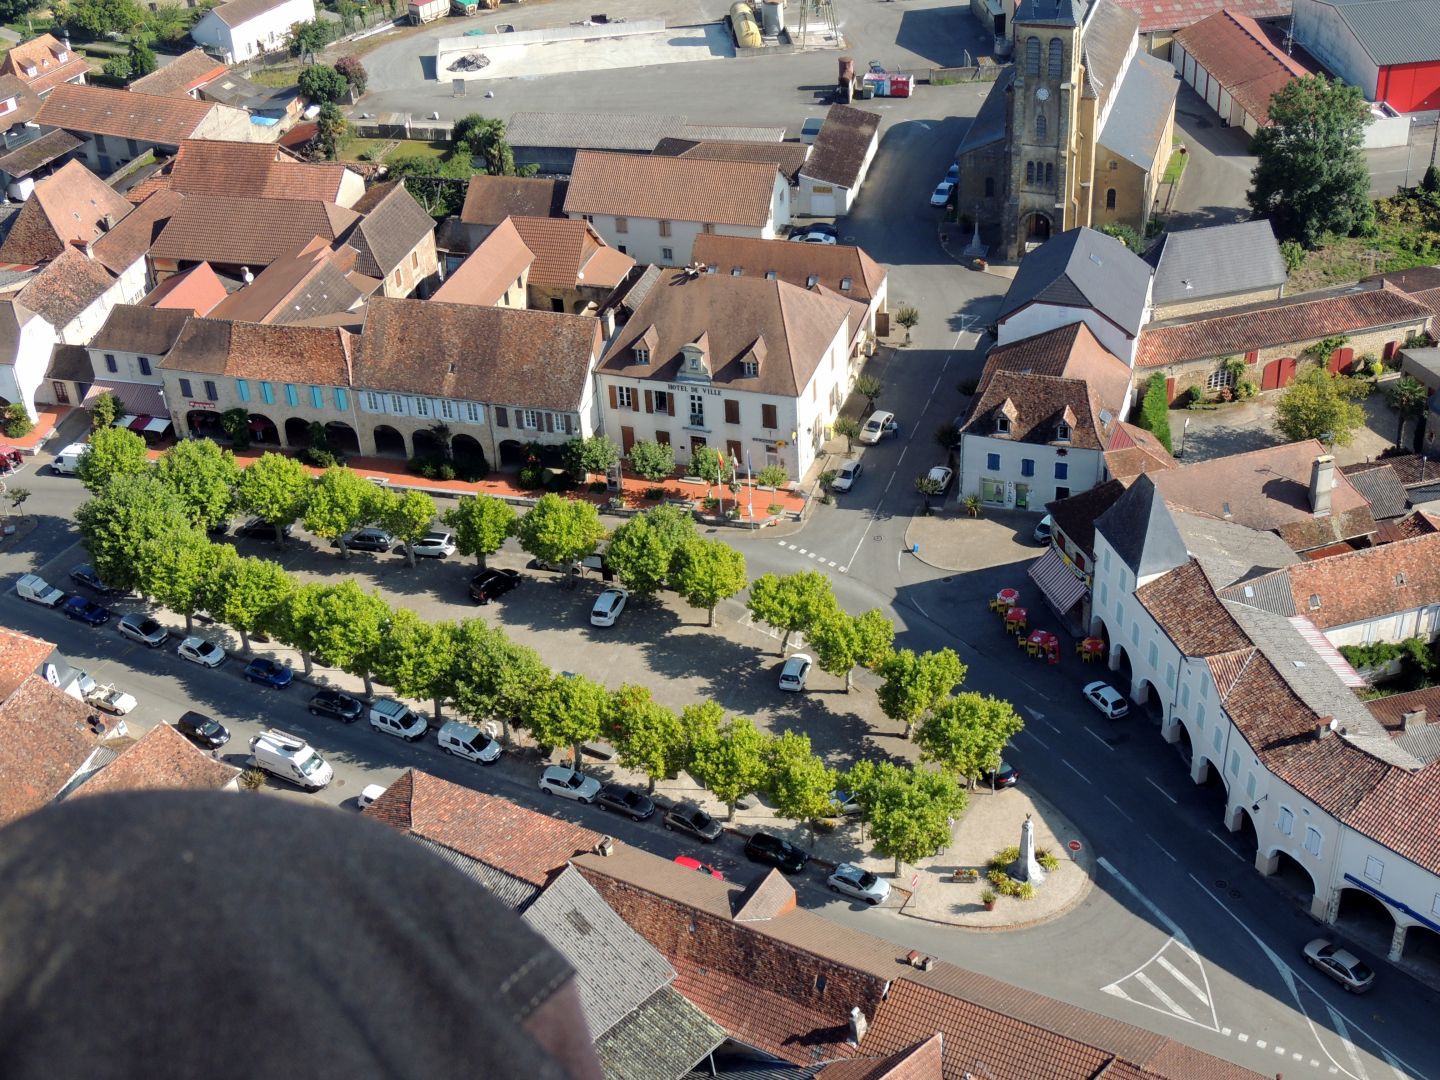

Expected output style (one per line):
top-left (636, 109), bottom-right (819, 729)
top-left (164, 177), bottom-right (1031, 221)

top-left (22, 65), bottom-right (36, 77)
top-left (731, 267), bottom-right (742, 276)
top-left (1055, 421), bottom-right (1070, 442)
top-left (55, 50), bottom-right (68, 62)
top-left (633, 346), bottom-right (649, 364)
top-left (743, 361), bottom-right (758, 377)
top-left (806, 274), bottom-right (818, 287)
top-left (764, 270), bottom-right (777, 280)
top-left (995, 415), bottom-right (1010, 434)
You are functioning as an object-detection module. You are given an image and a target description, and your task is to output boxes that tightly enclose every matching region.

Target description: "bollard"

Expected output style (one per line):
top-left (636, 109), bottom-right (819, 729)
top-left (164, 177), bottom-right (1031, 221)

top-left (911, 543), bottom-right (919, 555)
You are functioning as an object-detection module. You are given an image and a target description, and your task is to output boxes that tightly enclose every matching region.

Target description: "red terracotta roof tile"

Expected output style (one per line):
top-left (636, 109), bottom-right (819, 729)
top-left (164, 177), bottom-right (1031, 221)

top-left (0, 159), bottom-right (132, 264)
top-left (1285, 531), bottom-right (1440, 629)
top-left (129, 49), bottom-right (229, 98)
top-left (433, 217), bottom-right (533, 306)
top-left (15, 247), bottom-right (115, 328)
top-left (1172, 11), bottom-right (1309, 125)
top-left (0, 676), bottom-right (104, 826)
top-left (511, 215), bottom-right (634, 289)
top-left (149, 194), bottom-right (359, 269)
top-left (168, 139), bottom-right (356, 204)
top-left (815, 1034), bottom-right (944, 1080)
top-left (73, 722), bottom-right (238, 795)
top-left (1137, 560), bottom-right (1252, 655)
top-left (143, 260), bottom-right (227, 315)
top-left (693, 233), bottom-right (886, 302)
top-left (162, 317), bottom-right (353, 386)
top-left (0, 626), bottom-right (54, 701)
top-left (565, 150), bottom-right (782, 228)
top-left (37, 83), bottom-right (221, 144)
top-left (0, 33), bottom-right (90, 95)
top-left (460, 175), bottom-right (568, 226)
top-left (1112, 0), bottom-right (1290, 34)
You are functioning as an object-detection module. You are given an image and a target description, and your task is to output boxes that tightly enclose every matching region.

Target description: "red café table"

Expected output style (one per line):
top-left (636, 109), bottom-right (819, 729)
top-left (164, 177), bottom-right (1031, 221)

top-left (1027, 629), bottom-right (1058, 658)
top-left (997, 588), bottom-right (1020, 606)
top-left (1004, 606), bottom-right (1028, 631)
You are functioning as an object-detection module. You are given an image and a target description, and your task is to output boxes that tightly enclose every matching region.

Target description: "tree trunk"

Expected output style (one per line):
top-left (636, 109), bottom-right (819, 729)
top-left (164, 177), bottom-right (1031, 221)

top-left (893, 855), bottom-right (902, 875)
top-left (707, 605), bottom-right (716, 627)
top-left (433, 696), bottom-right (443, 723)
top-left (845, 668), bottom-right (853, 693)
top-left (274, 522), bottom-right (286, 549)
top-left (726, 801), bottom-right (736, 822)
top-left (239, 628), bottom-right (251, 653)
top-left (184, 611), bottom-right (194, 634)
top-left (405, 542), bottom-right (416, 568)
top-left (477, 552), bottom-right (488, 570)
top-left (646, 774), bottom-right (656, 794)
top-left (362, 670), bottom-right (374, 698)
top-left (339, 538), bottom-right (350, 560)
top-left (779, 628), bottom-right (791, 655)
top-left (572, 741), bottom-right (582, 770)
top-left (302, 652), bottom-right (314, 676)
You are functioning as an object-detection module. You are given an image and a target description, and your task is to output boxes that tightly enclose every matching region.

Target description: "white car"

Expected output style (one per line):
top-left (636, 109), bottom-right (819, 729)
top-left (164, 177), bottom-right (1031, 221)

top-left (369, 699), bottom-right (428, 742)
top-left (827, 862), bottom-right (891, 906)
top-left (412, 530), bottom-right (457, 558)
top-left (859, 410), bottom-right (896, 445)
top-left (930, 180), bottom-right (955, 207)
top-left (831, 460), bottom-right (862, 492)
top-left (790, 229), bottom-right (838, 245)
top-left (357, 783), bottom-right (387, 810)
top-left (1083, 680), bottom-right (1129, 719)
top-left (177, 636), bottom-right (226, 668)
top-left (779, 653), bottom-right (812, 692)
top-left (590, 586), bottom-right (628, 627)
top-left (437, 719), bottom-right (502, 764)
top-left (926, 466), bottom-right (953, 493)
top-left (84, 684), bottom-right (137, 715)
top-left (539, 765), bottom-right (601, 803)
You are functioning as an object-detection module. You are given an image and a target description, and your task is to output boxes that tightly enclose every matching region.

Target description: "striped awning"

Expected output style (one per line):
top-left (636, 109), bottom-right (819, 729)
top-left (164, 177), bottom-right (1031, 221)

top-left (1028, 547), bottom-right (1088, 614)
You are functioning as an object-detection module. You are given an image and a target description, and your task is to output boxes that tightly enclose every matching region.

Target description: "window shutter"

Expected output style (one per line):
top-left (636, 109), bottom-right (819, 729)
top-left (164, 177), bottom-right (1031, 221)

top-left (544, 412), bottom-right (555, 433)
top-left (608, 385), bottom-right (618, 409)
top-left (631, 391), bottom-right (640, 412)
top-left (644, 389), bottom-right (653, 413)
top-left (762, 403), bottom-right (777, 428)
top-left (667, 395), bottom-right (675, 417)
top-left (496, 407), bottom-right (509, 428)
top-left (724, 398), bottom-right (740, 424)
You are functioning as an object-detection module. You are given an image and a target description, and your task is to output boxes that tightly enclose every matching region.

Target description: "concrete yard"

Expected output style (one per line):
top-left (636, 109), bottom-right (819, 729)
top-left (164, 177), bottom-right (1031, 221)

top-left (435, 20), bottom-right (734, 82)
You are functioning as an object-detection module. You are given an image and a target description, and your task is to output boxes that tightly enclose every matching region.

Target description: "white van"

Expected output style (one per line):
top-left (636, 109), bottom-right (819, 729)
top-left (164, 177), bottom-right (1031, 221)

top-left (858, 411), bottom-right (896, 445)
top-left (369, 699), bottom-right (428, 742)
top-left (51, 442), bottom-right (89, 475)
top-left (437, 720), bottom-right (502, 764)
top-left (248, 729), bottom-right (333, 791)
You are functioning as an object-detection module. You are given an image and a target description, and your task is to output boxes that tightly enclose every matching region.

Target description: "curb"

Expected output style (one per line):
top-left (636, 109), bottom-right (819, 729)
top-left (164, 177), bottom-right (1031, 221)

top-left (898, 863), bottom-right (1096, 933)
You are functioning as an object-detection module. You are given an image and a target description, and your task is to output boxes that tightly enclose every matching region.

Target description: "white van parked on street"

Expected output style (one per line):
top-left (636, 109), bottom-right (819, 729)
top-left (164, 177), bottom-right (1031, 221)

top-left (437, 720), bottom-right (502, 764)
top-left (248, 729), bottom-right (333, 790)
top-left (369, 699), bottom-right (428, 741)
top-left (50, 443), bottom-right (88, 475)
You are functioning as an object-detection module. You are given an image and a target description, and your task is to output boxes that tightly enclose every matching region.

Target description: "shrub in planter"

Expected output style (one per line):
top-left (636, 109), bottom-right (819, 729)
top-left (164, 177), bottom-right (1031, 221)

top-left (702, 496), bottom-right (720, 513)
top-left (987, 846), bottom-right (1020, 871)
top-left (1037, 848), bottom-right (1060, 872)
top-left (1236, 380), bottom-right (1258, 400)
top-left (2, 403), bottom-right (33, 438)
top-left (436, 463), bottom-right (456, 481)
top-left (643, 486), bottom-right (667, 501)
top-left (980, 888), bottom-right (997, 908)
top-left (818, 469), bottom-right (837, 491)
top-left (767, 503), bottom-right (784, 516)
top-left (299, 446), bottom-right (339, 468)
top-left (517, 464), bottom-right (545, 490)
top-left (588, 480), bottom-right (609, 494)
top-left (1185, 385), bottom-right (1204, 406)
top-left (755, 465), bottom-right (788, 488)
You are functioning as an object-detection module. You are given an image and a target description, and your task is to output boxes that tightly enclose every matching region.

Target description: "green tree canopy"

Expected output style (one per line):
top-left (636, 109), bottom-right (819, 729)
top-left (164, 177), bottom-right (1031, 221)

top-left (689, 445), bottom-right (725, 496)
top-left (335, 55), bottom-right (367, 94)
top-left (75, 473), bottom-right (190, 593)
top-left (153, 438), bottom-right (238, 531)
top-left (605, 504), bottom-right (695, 600)
top-left (1273, 365), bottom-right (1368, 446)
top-left (89, 392), bottom-right (121, 430)
top-left (564, 435), bottom-right (620, 481)
top-left (671, 536), bottom-right (748, 626)
top-left (375, 610), bottom-right (457, 721)
top-left (206, 548), bottom-right (294, 652)
top-left (514, 492), bottom-right (605, 578)
top-left (235, 452), bottom-right (311, 546)
top-left (77, 426), bottom-right (150, 494)
top-left (138, 527), bottom-right (218, 634)
top-left (452, 114), bottom-right (521, 176)
top-left (867, 763), bottom-right (967, 874)
top-left (877, 648), bottom-right (966, 737)
top-left (304, 465), bottom-right (379, 557)
top-left (688, 715), bottom-right (770, 820)
top-left (288, 18), bottom-right (332, 62)
top-left (281, 580), bottom-right (389, 690)
top-left (853, 374), bottom-right (883, 413)
top-left (62, 0), bottom-right (144, 36)
top-left (1137, 374), bottom-right (1174, 454)
top-left (1386, 375), bottom-right (1429, 448)
top-left (1248, 75), bottom-right (1373, 247)
top-left (315, 103), bottom-right (346, 160)
top-left (833, 416), bottom-right (862, 451)
top-left (451, 619), bottom-right (549, 743)
top-left (628, 439), bottom-right (675, 483)
top-left (528, 672), bottom-right (610, 769)
top-left (914, 692), bottom-right (1024, 783)
top-left (766, 729), bottom-right (836, 840)
top-left (127, 40), bottom-right (156, 77)
top-left (380, 487), bottom-right (437, 566)
top-left (298, 63), bottom-right (348, 104)
top-left (603, 684), bottom-right (685, 793)
top-left (443, 493), bottom-right (516, 567)
top-left (678, 700), bottom-right (724, 764)
top-left (809, 605), bottom-right (893, 692)
top-left (1099, 223), bottom-right (1143, 253)
top-left (746, 570), bottom-right (833, 653)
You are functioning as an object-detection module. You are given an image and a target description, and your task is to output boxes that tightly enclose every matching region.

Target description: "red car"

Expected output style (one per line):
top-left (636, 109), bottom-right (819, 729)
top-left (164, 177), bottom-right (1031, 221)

top-left (674, 855), bottom-right (723, 879)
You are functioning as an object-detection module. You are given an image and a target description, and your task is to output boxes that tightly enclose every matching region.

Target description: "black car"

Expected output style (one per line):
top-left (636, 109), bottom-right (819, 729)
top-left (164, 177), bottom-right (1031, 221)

top-left (595, 783), bottom-right (655, 821)
top-left (235, 518), bottom-right (293, 541)
top-left (979, 760), bottom-right (1020, 789)
top-left (469, 568), bottom-right (522, 604)
top-left (338, 528), bottom-right (395, 553)
top-left (744, 830), bottom-right (808, 874)
top-left (663, 802), bottom-right (722, 844)
top-left (69, 563), bottom-right (118, 596)
top-left (176, 710), bottom-right (229, 749)
top-left (308, 689), bottom-right (364, 723)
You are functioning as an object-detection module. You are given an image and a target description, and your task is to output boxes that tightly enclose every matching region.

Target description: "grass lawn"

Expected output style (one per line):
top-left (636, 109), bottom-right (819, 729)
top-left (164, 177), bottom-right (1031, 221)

top-left (383, 141), bottom-right (448, 162)
top-left (248, 67), bottom-right (300, 88)
top-left (1289, 188), bottom-right (1440, 292)
top-left (339, 138), bottom-right (450, 164)
top-left (1162, 145), bottom-right (1187, 186)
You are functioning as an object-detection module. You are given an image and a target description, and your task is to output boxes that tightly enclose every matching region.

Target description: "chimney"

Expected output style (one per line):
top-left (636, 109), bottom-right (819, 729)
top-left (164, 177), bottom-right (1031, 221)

top-left (1309, 454), bottom-right (1335, 516)
top-left (1403, 708), bottom-right (1427, 731)
top-left (1316, 718), bottom-right (1333, 740)
top-left (82, 240), bottom-right (92, 258)
top-left (593, 835), bottom-right (614, 857)
top-left (847, 1006), bottom-right (868, 1046)
top-left (241, 266), bottom-right (254, 284)
top-left (99, 213), bottom-right (115, 232)
top-left (602, 307), bottom-right (616, 338)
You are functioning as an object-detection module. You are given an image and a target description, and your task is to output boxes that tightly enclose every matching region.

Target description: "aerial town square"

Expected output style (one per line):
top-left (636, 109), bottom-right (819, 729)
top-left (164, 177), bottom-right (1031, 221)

top-left (0, 0), bottom-right (1438, 1074)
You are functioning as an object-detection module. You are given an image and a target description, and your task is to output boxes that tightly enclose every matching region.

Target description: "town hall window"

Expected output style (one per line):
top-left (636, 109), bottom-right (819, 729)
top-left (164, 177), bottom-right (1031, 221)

top-left (1048, 38), bottom-right (1063, 79)
top-left (1026, 162), bottom-right (1035, 184)
top-left (1044, 163), bottom-right (1054, 185)
top-left (1106, 188), bottom-right (1116, 209)
top-left (1025, 37), bottom-right (1040, 75)
top-left (1035, 112), bottom-right (1046, 141)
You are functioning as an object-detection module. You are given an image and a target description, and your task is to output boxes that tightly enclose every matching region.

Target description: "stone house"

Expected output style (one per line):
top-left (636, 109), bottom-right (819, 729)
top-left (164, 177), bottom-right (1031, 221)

top-left (1144, 219), bottom-right (1286, 321)
top-left (0, 159), bottom-right (132, 266)
top-left (795, 104), bottom-right (880, 218)
top-left (84, 305), bottom-right (194, 417)
top-left (0, 34), bottom-right (87, 98)
top-left (338, 181), bottom-right (439, 299)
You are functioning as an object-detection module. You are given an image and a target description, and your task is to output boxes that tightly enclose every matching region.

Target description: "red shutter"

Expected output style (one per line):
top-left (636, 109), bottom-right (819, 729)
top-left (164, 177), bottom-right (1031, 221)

top-left (644, 390), bottom-right (653, 413)
top-left (656, 430), bottom-right (670, 445)
top-left (631, 391), bottom-right (640, 412)
top-left (1245, 350), bottom-right (1258, 364)
top-left (544, 412), bottom-right (555, 432)
top-left (667, 395), bottom-right (675, 417)
top-left (608, 385), bottom-right (617, 409)
top-left (724, 398), bottom-right (740, 424)
top-left (1384, 340), bottom-right (1398, 361)
top-left (1164, 378), bottom-right (1175, 404)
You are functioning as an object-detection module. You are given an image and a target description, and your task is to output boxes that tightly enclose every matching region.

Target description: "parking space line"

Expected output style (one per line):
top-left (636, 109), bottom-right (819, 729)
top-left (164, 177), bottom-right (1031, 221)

top-left (1208, 830), bottom-right (1246, 862)
top-left (1085, 727), bottom-right (1114, 752)
top-left (1061, 760), bottom-right (1091, 784)
top-left (1149, 836), bottom-right (1178, 862)
top-left (1103, 795), bottom-right (1133, 823)
top-left (1018, 728), bottom-right (1049, 750)
top-left (1146, 778), bottom-right (1179, 804)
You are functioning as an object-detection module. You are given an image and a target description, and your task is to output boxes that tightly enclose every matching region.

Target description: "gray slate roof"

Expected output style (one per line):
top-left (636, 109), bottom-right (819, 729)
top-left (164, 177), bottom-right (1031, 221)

top-left (1344, 465), bottom-right (1411, 520)
top-left (1317, 0), bottom-right (1440, 65)
top-left (592, 985), bottom-right (726, 1080)
top-left (411, 836), bottom-right (541, 911)
top-left (1080, 0), bottom-right (1141, 113)
top-left (998, 226), bottom-right (1153, 336)
top-left (1018, 0), bottom-right (1092, 26)
top-left (506, 112), bottom-right (785, 154)
top-left (1097, 51), bottom-right (1179, 169)
top-left (1095, 473), bottom-right (1189, 578)
top-left (521, 866), bottom-right (674, 1041)
top-left (1146, 220), bottom-right (1287, 305)
top-left (957, 66), bottom-right (1014, 155)
top-left (1173, 510), bottom-right (1300, 591)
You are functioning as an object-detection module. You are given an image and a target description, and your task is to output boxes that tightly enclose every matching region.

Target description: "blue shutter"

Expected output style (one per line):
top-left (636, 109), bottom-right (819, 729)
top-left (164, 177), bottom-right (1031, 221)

top-left (284, 384), bottom-right (299, 407)
top-left (334, 388), bottom-right (348, 411)
top-left (1021, 459), bottom-right (1035, 477)
top-left (178, 378), bottom-right (192, 398)
top-left (260, 382), bottom-right (274, 404)
top-left (236, 379), bottom-right (250, 402)
top-left (986, 453), bottom-right (1000, 471)
top-left (310, 386), bottom-right (323, 409)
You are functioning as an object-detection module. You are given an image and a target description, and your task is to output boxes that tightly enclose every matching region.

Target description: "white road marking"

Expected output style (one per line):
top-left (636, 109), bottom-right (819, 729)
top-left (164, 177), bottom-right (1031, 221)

top-left (1061, 760), bottom-right (1091, 784)
top-left (827, 560), bottom-right (837, 567)
top-left (1276, 1045), bottom-right (1287, 1055)
top-left (1257, 1041), bottom-right (1267, 1050)
top-left (1327, 1005), bottom-right (1371, 1080)
top-left (1383, 1052), bottom-right (1412, 1080)
top-left (839, 566), bottom-right (848, 574)
top-left (1018, 728), bottom-right (1050, 750)
top-left (1149, 836), bottom-right (1178, 862)
top-left (1086, 727), bottom-right (1115, 751)
top-left (1104, 795), bottom-right (1133, 823)
top-left (1132, 971), bottom-right (1193, 1021)
top-left (798, 548), bottom-right (808, 555)
top-left (776, 540), bottom-right (787, 546)
top-left (1221, 1028), bottom-right (1231, 1036)
top-left (1208, 830), bottom-right (1246, 862)
top-left (807, 551), bottom-right (817, 559)
top-left (1155, 954), bottom-right (1209, 1005)
top-left (1145, 777), bottom-right (1179, 804)
top-left (896, 446), bottom-right (907, 466)
top-left (1238, 1033), bottom-right (1249, 1043)
top-left (911, 599), bottom-right (930, 619)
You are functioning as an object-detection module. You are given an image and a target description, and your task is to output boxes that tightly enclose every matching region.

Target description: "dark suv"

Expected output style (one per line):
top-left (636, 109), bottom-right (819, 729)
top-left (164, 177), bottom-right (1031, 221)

top-left (469, 568), bottom-right (522, 604)
top-left (744, 831), bottom-right (808, 874)
top-left (308, 690), bottom-right (364, 723)
top-left (662, 803), bottom-right (722, 843)
top-left (176, 710), bottom-right (230, 749)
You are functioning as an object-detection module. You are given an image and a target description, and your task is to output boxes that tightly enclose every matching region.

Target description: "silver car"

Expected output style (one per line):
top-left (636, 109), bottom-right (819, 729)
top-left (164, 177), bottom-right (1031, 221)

top-left (779, 653), bottom-right (812, 692)
top-left (1083, 680), bottom-right (1129, 719)
top-left (117, 612), bottom-right (167, 648)
top-left (1304, 938), bottom-right (1375, 993)
top-left (827, 863), bottom-right (890, 906)
top-left (539, 765), bottom-right (601, 803)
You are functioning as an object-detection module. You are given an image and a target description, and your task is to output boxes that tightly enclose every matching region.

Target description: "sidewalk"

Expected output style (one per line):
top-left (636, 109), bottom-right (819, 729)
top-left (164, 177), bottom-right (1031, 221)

top-left (904, 505), bottom-right (1042, 574)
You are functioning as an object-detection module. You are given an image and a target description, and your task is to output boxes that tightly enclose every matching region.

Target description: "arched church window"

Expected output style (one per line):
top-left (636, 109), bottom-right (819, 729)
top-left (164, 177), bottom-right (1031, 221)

top-left (1035, 112), bottom-right (1046, 140)
top-left (1048, 38), bottom-right (1063, 79)
top-left (1025, 37), bottom-right (1040, 76)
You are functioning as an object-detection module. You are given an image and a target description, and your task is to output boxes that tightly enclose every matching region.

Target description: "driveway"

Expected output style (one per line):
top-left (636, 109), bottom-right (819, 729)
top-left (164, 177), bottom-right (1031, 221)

top-left (1166, 83), bottom-right (1254, 231)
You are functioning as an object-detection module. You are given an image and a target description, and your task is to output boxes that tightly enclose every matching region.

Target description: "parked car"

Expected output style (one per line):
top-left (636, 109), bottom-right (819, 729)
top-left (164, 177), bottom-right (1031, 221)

top-left (831, 460), bottom-right (862, 491)
top-left (827, 862), bottom-right (891, 905)
top-left (469, 568), bottom-right (522, 604)
top-left (778, 653), bottom-right (812, 692)
top-left (595, 783), bottom-right (655, 821)
top-left (117, 612), bottom-right (167, 648)
top-left (84, 683), bottom-right (137, 715)
top-left (308, 689), bottom-right (364, 723)
top-left (62, 596), bottom-right (111, 626)
top-left (979, 759), bottom-right (1019, 788)
top-left (744, 831), bottom-right (808, 874)
top-left (539, 765), bottom-right (601, 803)
top-left (1083, 680), bottom-right (1129, 719)
top-left (859, 410), bottom-right (897, 444)
top-left (829, 790), bottom-right (863, 817)
top-left (368, 699), bottom-right (427, 741)
top-left (674, 855), bottom-right (723, 879)
top-left (1304, 938), bottom-right (1375, 993)
top-left (177, 636), bottom-right (226, 667)
top-left (1033, 514), bottom-right (1054, 544)
top-left (663, 802), bottom-right (722, 843)
top-left (800, 116), bottom-right (824, 144)
top-left (16, 573), bottom-right (64, 607)
top-left (339, 527), bottom-right (395, 553)
top-left (437, 720), bottom-right (502, 764)
top-left (926, 465), bottom-right (954, 493)
top-left (243, 657), bottom-right (293, 688)
top-left (944, 162), bottom-right (959, 184)
top-left (69, 564), bottom-right (118, 596)
top-left (357, 784), bottom-right (387, 810)
top-left (176, 710), bottom-right (229, 749)
top-left (930, 180), bottom-right (955, 206)
top-left (590, 586), bottom-right (628, 627)
top-left (235, 518), bottom-right (291, 541)
top-left (412, 530), bottom-right (457, 558)
top-left (790, 227), bottom-right (838, 245)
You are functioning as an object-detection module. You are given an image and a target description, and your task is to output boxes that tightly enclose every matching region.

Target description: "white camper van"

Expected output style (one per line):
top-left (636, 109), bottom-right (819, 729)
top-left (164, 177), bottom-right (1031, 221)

top-left (248, 729), bottom-right (333, 791)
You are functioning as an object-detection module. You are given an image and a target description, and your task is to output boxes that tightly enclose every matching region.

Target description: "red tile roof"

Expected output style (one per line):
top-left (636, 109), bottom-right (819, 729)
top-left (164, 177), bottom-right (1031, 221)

top-left (167, 139), bottom-right (356, 204)
top-left (143, 261), bottom-right (227, 315)
top-left (815, 1035), bottom-right (944, 1080)
top-left (1137, 559), bottom-right (1252, 655)
top-left (0, 676), bottom-right (104, 826)
top-left (72, 721), bottom-right (238, 795)
top-left (0, 626), bottom-right (54, 702)
top-left (0, 159), bottom-right (132, 264)
top-left (0, 33), bottom-right (90, 96)
top-left (14, 246), bottom-right (115, 328)
top-left (1172, 10), bottom-right (1309, 125)
top-left (1112, 0), bottom-right (1290, 35)
top-left (149, 194), bottom-right (359, 269)
top-left (460, 175), bottom-right (568, 225)
top-left (1344, 760), bottom-right (1440, 875)
top-left (161, 316), bottom-right (353, 386)
top-left (1137, 284), bottom-right (1432, 369)
top-left (510, 215), bottom-right (634, 289)
top-left (1285, 531), bottom-right (1440, 629)
top-left (433, 217), bottom-right (533, 306)
top-left (37, 83), bottom-right (219, 145)
top-left (1105, 421), bottom-right (1178, 480)
top-left (364, 769), bottom-right (606, 886)
top-left (692, 233), bottom-right (887, 302)
top-left (564, 150), bottom-right (782, 228)
top-left (129, 49), bottom-right (229, 98)
top-left (91, 188), bottom-right (186, 276)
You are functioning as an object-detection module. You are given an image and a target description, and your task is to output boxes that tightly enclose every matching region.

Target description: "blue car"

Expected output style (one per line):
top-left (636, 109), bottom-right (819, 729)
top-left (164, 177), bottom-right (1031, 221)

top-left (62, 595), bottom-right (111, 626)
top-left (242, 657), bottom-right (294, 688)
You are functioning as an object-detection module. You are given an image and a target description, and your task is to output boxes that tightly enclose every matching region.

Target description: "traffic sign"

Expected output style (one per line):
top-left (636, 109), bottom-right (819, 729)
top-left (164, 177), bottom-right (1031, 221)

top-left (910, 873), bottom-right (920, 889)
top-left (1068, 840), bottom-right (1082, 852)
